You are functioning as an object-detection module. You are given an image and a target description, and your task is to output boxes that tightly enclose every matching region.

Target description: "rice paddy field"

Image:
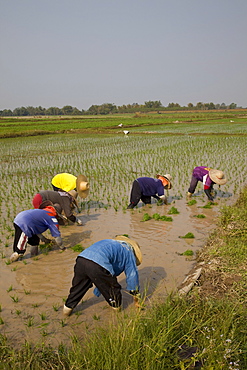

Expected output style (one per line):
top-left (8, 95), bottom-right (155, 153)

top-left (0, 109), bottom-right (247, 137)
top-left (0, 116), bottom-right (246, 348)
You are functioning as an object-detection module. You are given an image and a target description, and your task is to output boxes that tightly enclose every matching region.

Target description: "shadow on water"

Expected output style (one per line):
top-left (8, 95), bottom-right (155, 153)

top-left (78, 200), bottom-right (110, 212)
top-left (193, 189), bottom-right (233, 198)
top-left (215, 189), bottom-right (233, 198)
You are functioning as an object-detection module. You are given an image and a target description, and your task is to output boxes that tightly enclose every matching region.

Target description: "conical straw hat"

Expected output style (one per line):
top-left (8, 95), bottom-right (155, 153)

top-left (114, 235), bottom-right (142, 266)
top-left (76, 175), bottom-right (90, 198)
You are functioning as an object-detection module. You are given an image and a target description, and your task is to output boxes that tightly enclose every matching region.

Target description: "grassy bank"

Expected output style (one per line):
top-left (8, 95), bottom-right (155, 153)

top-left (0, 110), bottom-right (246, 138)
top-left (1, 187), bottom-right (246, 369)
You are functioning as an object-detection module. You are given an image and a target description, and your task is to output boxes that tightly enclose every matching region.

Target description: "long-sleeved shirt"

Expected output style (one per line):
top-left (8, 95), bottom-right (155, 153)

top-left (137, 177), bottom-right (164, 197)
top-left (78, 239), bottom-right (140, 294)
top-left (38, 190), bottom-right (76, 222)
top-left (51, 173), bottom-right (77, 192)
top-left (14, 209), bottom-right (60, 238)
top-left (192, 166), bottom-right (213, 190)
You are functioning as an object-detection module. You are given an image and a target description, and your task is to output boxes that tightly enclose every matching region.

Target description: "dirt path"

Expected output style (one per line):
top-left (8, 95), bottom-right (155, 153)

top-left (0, 195), bottom-right (234, 348)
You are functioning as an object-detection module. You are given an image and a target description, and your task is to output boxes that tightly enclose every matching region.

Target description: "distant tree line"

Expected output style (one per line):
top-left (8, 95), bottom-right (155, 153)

top-left (0, 101), bottom-right (241, 117)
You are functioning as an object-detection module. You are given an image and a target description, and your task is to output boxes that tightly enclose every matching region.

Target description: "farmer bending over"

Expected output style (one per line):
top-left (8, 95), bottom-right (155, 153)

top-left (32, 189), bottom-right (82, 225)
top-left (187, 166), bottom-right (227, 201)
top-left (10, 201), bottom-right (63, 263)
top-left (63, 235), bottom-right (142, 316)
top-left (127, 174), bottom-right (172, 209)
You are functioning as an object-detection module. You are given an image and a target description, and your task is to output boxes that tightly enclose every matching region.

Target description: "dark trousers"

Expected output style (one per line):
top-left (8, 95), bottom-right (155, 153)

top-left (188, 176), bottom-right (214, 200)
top-left (65, 257), bottom-right (122, 309)
top-left (129, 180), bottom-right (151, 207)
top-left (188, 175), bottom-right (199, 194)
top-left (13, 223), bottom-right (40, 255)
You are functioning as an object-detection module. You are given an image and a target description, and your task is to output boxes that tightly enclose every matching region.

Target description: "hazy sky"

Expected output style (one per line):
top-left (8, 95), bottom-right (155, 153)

top-left (1, 0), bottom-right (247, 110)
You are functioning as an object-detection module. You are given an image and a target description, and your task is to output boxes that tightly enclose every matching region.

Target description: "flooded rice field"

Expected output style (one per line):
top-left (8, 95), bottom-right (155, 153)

top-left (0, 133), bottom-right (246, 347)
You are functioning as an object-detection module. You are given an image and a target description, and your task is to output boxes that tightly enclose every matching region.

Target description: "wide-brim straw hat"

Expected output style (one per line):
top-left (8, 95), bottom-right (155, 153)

top-left (39, 200), bottom-right (62, 218)
top-left (209, 169), bottom-right (227, 185)
top-left (76, 175), bottom-right (90, 198)
top-left (68, 189), bottom-right (79, 209)
top-left (157, 174), bottom-right (172, 189)
top-left (115, 235), bottom-right (142, 266)
top-left (68, 190), bottom-right (78, 199)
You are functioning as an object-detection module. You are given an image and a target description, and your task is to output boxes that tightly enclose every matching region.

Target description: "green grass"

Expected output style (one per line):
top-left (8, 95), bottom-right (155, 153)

top-left (0, 110), bottom-right (246, 138)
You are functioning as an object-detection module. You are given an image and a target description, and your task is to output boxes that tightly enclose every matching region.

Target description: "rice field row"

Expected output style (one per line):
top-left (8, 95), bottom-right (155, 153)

top-left (133, 121), bottom-right (247, 134)
top-left (0, 133), bottom-right (246, 250)
top-left (0, 110), bottom-right (246, 137)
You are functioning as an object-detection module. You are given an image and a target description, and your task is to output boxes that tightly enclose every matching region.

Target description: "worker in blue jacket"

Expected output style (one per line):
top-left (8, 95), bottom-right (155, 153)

top-left (63, 235), bottom-right (142, 316)
top-left (127, 174), bottom-right (172, 209)
top-left (10, 201), bottom-right (63, 263)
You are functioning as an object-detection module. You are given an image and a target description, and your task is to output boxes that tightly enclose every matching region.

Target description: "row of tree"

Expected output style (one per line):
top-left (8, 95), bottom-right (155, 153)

top-left (0, 101), bottom-right (241, 117)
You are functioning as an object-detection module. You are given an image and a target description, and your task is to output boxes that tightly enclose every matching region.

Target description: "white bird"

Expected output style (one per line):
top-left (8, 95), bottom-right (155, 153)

top-left (123, 130), bottom-right (129, 135)
top-left (118, 123), bottom-right (123, 127)
top-left (230, 120), bottom-right (234, 122)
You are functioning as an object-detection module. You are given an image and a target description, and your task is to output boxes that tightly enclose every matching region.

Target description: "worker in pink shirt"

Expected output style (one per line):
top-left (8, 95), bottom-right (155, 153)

top-left (188, 166), bottom-right (227, 201)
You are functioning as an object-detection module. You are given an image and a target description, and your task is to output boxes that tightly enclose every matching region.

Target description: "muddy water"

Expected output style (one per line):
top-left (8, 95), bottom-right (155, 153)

top-left (0, 195), bottom-right (234, 348)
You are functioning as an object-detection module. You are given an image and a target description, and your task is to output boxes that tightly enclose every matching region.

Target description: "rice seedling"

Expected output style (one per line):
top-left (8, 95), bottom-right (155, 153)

top-left (52, 303), bottom-right (59, 312)
top-left (180, 232), bottom-right (195, 239)
top-left (159, 215), bottom-right (173, 221)
top-left (194, 214), bottom-right (206, 218)
top-left (182, 250), bottom-right (194, 256)
top-left (15, 310), bottom-right (21, 315)
top-left (10, 295), bottom-right (19, 303)
top-left (24, 290), bottom-right (31, 295)
top-left (92, 314), bottom-right (100, 321)
top-left (202, 201), bottom-right (217, 209)
top-left (152, 213), bottom-right (161, 220)
top-left (40, 329), bottom-right (49, 337)
top-left (59, 319), bottom-right (66, 327)
top-left (70, 244), bottom-right (84, 253)
top-left (6, 285), bottom-right (13, 292)
top-left (168, 206), bottom-right (179, 214)
top-left (25, 317), bottom-right (34, 327)
top-left (0, 317), bottom-right (4, 325)
top-left (141, 213), bottom-right (152, 222)
top-left (187, 199), bottom-right (197, 206)
top-left (39, 313), bottom-right (47, 321)
top-left (0, 131), bottom-right (245, 221)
